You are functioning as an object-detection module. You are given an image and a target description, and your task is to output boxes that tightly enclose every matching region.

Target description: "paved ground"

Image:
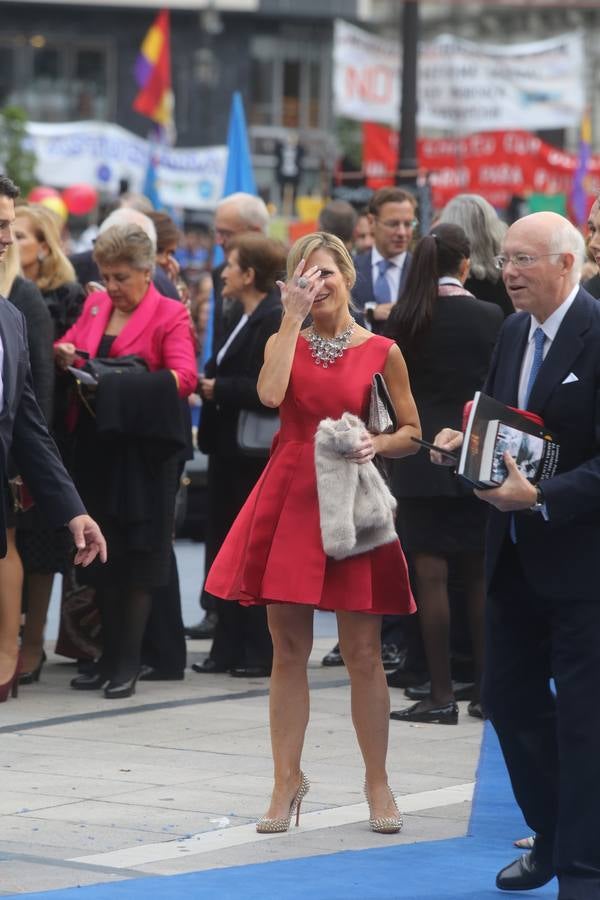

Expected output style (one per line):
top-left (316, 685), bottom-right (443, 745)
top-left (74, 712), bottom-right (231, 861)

top-left (0, 541), bottom-right (483, 896)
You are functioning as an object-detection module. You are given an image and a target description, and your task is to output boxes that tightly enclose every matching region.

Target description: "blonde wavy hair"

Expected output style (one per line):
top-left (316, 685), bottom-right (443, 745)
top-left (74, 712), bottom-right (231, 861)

top-left (0, 242), bottom-right (22, 297)
top-left (286, 231), bottom-right (356, 289)
top-left (15, 204), bottom-right (76, 292)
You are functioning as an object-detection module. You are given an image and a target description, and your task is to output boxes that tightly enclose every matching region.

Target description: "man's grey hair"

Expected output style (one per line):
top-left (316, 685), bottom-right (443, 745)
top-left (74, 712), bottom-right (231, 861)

top-left (548, 219), bottom-right (585, 284)
top-left (99, 208), bottom-right (157, 249)
top-left (217, 192), bottom-right (269, 232)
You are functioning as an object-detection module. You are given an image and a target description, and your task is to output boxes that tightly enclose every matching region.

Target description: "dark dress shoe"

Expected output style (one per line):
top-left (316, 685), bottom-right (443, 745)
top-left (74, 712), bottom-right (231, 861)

top-left (405, 680), bottom-right (475, 701)
top-left (139, 666), bottom-right (184, 681)
top-left (381, 643), bottom-right (403, 669)
top-left (185, 613), bottom-right (218, 640)
top-left (496, 849), bottom-right (555, 891)
top-left (322, 643), bottom-right (344, 667)
top-left (467, 700), bottom-right (486, 719)
top-left (390, 700), bottom-right (459, 725)
top-left (104, 673), bottom-right (139, 699)
top-left (191, 658), bottom-right (229, 674)
top-left (70, 672), bottom-right (109, 691)
top-left (386, 667), bottom-right (428, 689)
top-left (229, 666), bottom-right (271, 678)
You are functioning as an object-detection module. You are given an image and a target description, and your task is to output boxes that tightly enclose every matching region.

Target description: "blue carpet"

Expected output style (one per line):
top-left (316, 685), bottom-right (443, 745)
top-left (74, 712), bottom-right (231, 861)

top-left (6, 724), bottom-right (557, 899)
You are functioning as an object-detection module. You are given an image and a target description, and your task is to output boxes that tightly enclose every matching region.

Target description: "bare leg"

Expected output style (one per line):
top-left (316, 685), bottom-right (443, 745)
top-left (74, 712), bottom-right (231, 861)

top-left (0, 529), bottom-right (24, 684)
top-left (262, 603), bottom-right (314, 819)
top-left (20, 572), bottom-right (54, 673)
top-left (337, 610), bottom-right (398, 819)
top-left (413, 553), bottom-right (454, 708)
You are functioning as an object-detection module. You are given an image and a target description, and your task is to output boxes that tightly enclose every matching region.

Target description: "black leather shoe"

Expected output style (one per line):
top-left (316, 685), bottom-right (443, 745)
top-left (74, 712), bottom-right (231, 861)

top-left (467, 700), bottom-right (486, 719)
top-left (139, 666), bottom-right (184, 681)
top-left (229, 666), bottom-right (271, 678)
top-left (405, 680), bottom-right (475, 701)
top-left (322, 643), bottom-right (344, 667)
top-left (70, 672), bottom-right (109, 690)
top-left (19, 651), bottom-right (47, 685)
top-left (185, 613), bottom-right (218, 640)
top-left (496, 849), bottom-right (555, 891)
top-left (386, 667), bottom-right (428, 689)
top-left (390, 700), bottom-right (459, 724)
top-left (381, 643), bottom-right (403, 670)
top-left (104, 673), bottom-right (139, 700)
top-left (191, 658), bottom-right (229, 674)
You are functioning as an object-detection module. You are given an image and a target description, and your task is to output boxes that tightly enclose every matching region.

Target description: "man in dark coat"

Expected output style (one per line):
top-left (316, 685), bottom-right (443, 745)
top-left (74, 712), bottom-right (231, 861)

top-left (434, 212), bottom-right (600, 900)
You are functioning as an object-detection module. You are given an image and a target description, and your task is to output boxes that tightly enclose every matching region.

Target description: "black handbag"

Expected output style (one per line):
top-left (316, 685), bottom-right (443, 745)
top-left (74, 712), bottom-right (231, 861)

top-left (236, 409), bottom-right (280, 457)
top-left (83, 355), bottom-right (149, 382)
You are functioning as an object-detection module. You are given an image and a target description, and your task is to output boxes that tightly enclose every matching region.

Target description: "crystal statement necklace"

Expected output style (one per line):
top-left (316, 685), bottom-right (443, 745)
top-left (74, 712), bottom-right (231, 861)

top-left (307, 317), bottom-right (356, 367)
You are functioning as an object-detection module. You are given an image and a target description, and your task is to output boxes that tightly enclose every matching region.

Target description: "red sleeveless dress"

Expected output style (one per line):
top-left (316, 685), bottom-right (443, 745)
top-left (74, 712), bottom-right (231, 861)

top-left (205, 334), bottom-right (415, 615)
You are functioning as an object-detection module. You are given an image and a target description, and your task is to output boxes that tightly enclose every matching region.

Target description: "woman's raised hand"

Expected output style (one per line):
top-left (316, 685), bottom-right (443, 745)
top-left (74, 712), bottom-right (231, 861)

top-left (276, 259), bottom-right (323, 323)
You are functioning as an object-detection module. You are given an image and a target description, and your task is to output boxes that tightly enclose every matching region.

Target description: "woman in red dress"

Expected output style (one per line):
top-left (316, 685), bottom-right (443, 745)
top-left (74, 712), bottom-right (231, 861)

top-left (206, 232), bottom-right (420, 833)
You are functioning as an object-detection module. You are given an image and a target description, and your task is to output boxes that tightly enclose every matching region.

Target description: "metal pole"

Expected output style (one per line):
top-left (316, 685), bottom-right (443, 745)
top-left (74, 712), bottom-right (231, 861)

top-left (397, 0), bottom-right (419, 187)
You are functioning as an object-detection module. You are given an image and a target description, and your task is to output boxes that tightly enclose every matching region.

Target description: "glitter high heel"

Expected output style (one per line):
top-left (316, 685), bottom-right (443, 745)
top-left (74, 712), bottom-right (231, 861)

top-left (364, 783), bottom-right (403, 834)
top-left (256, 772), bottom-right (310, 834)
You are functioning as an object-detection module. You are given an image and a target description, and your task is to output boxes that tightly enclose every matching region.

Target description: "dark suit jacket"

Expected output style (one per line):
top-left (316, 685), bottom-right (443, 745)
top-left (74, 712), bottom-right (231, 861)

top-left (0, 298), bottom-right (85, 555)
top-left (584, 273), bottom-right (600, 299)
top-left (352, 248), bottom-right (413, 309)
top-left (392, 292), bottom-right (503, 498)
top-left (8, 277), bottom-right (54, 423)
top-left (484, 287), bottom-right (600, 597)
top-left (197, 291), bottom-right (282, 458)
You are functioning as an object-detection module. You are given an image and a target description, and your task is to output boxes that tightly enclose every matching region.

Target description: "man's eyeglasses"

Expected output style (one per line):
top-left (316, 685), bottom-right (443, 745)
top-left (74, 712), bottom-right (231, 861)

top-left (376, 218), bottom-right (418, 231)
top-left (494, 252), bottom-right (564, 270)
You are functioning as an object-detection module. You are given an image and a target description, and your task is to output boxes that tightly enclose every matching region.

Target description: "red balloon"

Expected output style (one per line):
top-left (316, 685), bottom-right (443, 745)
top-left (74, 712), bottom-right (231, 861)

top-left (62, 184), bottom-right (98, 216)
top-left (28, 186), bottom-right (60, 203)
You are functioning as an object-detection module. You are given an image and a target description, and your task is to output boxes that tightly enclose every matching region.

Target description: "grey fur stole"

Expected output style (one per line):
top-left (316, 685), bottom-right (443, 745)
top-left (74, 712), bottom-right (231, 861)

top-left (314, 412), bottom-right (398, 560)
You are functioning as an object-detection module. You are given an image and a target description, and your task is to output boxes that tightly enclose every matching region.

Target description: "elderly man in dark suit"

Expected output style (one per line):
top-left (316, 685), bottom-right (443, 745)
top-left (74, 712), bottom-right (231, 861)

top-left (0, 175), bottom-right (106, 700)
top-left (434, 211), bottom-right (600, 899)
top-left (352, 186), bottom-right (417, 334)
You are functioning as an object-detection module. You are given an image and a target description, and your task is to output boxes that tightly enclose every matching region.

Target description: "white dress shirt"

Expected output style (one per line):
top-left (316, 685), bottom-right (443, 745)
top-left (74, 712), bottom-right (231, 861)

top-left (517, 285), bottom-right (578, 409)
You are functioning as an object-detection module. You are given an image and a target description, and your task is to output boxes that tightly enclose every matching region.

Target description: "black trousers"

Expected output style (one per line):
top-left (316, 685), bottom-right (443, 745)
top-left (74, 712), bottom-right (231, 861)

top-left (142, 547), bottom-right (186, 675)
top-left (482, 539), bottom-right (600, 899)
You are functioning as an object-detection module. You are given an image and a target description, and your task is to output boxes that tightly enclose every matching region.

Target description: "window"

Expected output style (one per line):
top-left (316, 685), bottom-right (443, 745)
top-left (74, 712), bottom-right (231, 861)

top-left (0, 36), bottom-right (113, 122)
top-left (249, 35), bottom-right (328, 132)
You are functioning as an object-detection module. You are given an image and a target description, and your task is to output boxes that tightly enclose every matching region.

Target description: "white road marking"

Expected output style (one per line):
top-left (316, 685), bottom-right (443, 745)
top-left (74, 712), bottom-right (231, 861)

top-left (70, 782), bottom-right (474, 870)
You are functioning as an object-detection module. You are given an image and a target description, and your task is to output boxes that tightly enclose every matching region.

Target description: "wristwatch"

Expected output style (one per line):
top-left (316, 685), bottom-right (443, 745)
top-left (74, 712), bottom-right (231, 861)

top-left (529, 484), bottom-right (545, 513)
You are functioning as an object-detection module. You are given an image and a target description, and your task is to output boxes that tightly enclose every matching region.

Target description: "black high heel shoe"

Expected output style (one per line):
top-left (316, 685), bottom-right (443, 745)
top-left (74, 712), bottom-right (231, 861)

top-left (104, 671), bottom-right (140, 699)
top-left (19, 650), bottom-right (47, 685)
top-left (0, 657), bottom-right (20, 703)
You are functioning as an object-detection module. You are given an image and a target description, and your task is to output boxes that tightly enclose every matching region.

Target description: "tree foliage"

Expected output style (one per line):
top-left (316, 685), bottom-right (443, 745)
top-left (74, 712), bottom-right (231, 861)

top-left (0, 105), bottom-right (38, 195)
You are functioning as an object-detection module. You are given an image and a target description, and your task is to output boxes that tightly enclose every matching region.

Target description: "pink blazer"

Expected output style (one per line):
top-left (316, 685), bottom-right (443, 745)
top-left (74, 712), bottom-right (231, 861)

top-left (56, 284), bottom-right (198, 398)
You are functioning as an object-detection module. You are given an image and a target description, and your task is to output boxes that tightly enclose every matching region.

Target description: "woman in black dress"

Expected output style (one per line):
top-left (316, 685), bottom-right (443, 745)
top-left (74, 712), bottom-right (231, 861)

top-left (12, 203), bottom-right (85, 684)
top-left (386, 224), bottom-right (503, 723)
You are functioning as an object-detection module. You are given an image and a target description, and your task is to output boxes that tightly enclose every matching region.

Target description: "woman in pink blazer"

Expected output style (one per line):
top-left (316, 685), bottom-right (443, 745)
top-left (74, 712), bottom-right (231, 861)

top-left (55, 223), bottom-right (197, 699)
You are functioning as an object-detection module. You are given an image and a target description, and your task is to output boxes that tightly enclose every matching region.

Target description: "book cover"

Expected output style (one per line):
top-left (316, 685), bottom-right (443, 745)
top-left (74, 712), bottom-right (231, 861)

top-left (458, 392), bottom-right (560, 489)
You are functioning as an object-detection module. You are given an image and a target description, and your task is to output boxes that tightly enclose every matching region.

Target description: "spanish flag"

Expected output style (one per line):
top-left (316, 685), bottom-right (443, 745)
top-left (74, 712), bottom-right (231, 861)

top-left (133, 10), bottom-right (174, 137)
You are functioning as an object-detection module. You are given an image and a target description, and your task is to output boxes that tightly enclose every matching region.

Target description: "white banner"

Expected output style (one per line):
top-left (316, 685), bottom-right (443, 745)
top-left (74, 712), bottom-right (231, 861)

top-left (333, 21), bottom-right (400, 128)
top-left (333, 21), bottom-right (585, 133)
top-left (26, 121), bottom-right (227, 210)
top-left (420, 33), bottom-right (585, 132)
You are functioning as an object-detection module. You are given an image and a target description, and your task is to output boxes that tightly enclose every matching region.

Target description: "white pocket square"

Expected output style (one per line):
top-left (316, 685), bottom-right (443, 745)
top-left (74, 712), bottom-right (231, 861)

top-left (562, 372), bottom-right (579, 384)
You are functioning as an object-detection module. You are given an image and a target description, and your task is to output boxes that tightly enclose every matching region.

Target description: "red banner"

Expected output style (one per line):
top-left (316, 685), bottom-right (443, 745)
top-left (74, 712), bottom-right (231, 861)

top-left (362, 123), bottom-right (600, 212)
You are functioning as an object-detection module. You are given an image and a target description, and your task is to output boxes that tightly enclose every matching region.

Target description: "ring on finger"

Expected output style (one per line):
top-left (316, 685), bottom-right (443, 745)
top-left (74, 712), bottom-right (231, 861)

top-left (297, 276), bottom-right (309, 289)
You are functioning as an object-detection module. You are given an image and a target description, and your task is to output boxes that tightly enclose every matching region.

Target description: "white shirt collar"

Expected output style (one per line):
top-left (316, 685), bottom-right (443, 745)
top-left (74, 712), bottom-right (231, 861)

top-left (439, 277), bottom-right (464, 288)
top-left (372, 245), bottom-right (407, 270)
top-left (528, 284), bottom-right (579, 343)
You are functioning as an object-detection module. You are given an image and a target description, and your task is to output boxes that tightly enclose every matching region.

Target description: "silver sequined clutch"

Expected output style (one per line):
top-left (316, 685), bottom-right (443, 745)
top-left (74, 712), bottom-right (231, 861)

top-left (368, 373), bottom-right (398, 434)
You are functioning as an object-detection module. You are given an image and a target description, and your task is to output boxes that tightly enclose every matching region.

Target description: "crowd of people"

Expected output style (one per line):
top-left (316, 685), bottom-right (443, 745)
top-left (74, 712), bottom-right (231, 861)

top-left (1, 170), bottom-right (600, 896)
